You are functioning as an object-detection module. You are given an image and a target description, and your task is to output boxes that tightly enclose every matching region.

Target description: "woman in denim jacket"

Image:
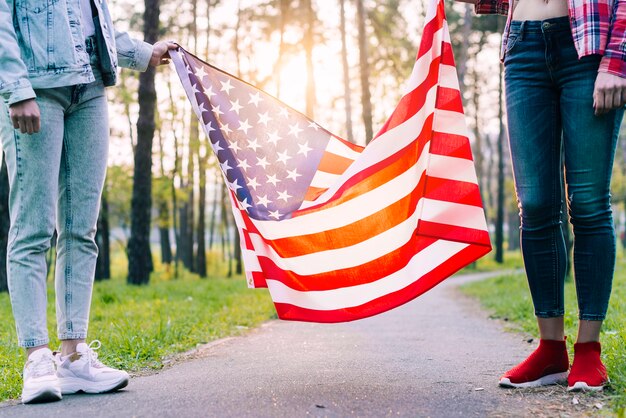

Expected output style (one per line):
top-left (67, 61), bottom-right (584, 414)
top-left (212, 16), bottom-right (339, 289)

top-left (457, 0), bottom-right (625, 391)
top-left (0, 0), bottom-right (175, 404)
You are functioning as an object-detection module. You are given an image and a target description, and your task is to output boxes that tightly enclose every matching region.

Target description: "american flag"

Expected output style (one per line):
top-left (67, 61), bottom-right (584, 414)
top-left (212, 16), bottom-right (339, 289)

top-left (171, 0), bottom-right (491, 323)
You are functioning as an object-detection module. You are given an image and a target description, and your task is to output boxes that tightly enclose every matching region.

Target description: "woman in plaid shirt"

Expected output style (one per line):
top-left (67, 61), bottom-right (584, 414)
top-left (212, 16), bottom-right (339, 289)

top-left (458, 0), bottom-right (625, 391)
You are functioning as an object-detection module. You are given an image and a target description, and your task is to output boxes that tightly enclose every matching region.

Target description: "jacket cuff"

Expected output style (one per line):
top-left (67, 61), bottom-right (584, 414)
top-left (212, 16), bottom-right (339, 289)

top-left (599, 54), bottom-right (626, 79)
top-left (2, 81), bottom-right (36, 106)
top-left (133, 41), bottom-right (154, 72)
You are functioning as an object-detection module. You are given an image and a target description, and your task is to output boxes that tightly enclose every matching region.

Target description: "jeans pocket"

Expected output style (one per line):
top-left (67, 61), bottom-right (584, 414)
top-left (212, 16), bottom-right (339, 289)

top-left (505, 34), bottom-right (520, 55)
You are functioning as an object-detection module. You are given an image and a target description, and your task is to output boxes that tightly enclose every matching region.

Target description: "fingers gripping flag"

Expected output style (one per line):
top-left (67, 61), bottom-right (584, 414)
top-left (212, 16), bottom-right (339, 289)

top-left (171, 0), bottom-right (491, 323)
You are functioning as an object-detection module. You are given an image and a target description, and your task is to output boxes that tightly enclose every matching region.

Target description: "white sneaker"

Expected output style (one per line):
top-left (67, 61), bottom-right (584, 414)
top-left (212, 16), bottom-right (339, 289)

top-left (21, 348), bottom-right (62, 404)
top-left (56, 340), bottom-right (129, 394)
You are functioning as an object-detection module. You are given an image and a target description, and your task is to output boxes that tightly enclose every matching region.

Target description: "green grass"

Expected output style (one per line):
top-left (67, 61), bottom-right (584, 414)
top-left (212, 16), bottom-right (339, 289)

top-left (459, 249), bottom-right (524, 273)
top-left (0, 253), bottom-right (276, 403)
top-left (460, 257), bottom-right (626, 414)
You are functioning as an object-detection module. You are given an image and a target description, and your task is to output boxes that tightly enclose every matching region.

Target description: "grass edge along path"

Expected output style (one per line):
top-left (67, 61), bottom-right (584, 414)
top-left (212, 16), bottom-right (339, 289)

top-left (459, 264), bottom-right (626, 415)
top-left (0, 265), bottom-right (277, 403)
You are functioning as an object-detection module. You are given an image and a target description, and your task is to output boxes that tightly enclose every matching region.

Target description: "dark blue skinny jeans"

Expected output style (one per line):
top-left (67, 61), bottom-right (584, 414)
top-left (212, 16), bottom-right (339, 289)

top-left (504, 17), bottom-right (624, 321)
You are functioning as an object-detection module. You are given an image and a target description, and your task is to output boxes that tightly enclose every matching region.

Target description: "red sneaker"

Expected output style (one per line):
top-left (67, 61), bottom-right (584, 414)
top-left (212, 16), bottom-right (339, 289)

top-left (499, 339), bottom-right (569, 388)
top-left (567, 342), bottom-right (608, 392)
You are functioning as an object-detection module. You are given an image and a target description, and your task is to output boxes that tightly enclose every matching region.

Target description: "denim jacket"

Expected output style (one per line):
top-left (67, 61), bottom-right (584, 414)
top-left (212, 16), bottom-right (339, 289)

top-left (0, 0), bottom-right (153, 106)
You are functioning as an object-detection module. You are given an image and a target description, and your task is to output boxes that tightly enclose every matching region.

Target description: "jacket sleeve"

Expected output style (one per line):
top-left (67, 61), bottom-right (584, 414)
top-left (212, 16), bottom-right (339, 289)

top-left (474, 0), bottom-right (509, 15)
top-left (0, 0), bottom-right (36, 106)
top-left (599, 0), bottom-right (626, 78)
top-left (115, 30), bottom-right (154, 72)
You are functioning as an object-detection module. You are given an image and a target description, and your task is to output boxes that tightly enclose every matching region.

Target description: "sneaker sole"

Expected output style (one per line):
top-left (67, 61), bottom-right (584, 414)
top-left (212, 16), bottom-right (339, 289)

top-left (22, 386), bottom-right (62, 404)
top-left (499, 371), bottom-right (568, 388)
top-left (567, 381), bottom-right (606, 392)
top-left (60, 376), bottom-right (129, 395)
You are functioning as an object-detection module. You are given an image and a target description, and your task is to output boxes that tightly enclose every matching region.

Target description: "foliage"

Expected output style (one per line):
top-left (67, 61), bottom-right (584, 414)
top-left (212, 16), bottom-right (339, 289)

top-left (0, 255), bottom-right (276, 403)
top-left (459, 258), bottom-right (626, 413)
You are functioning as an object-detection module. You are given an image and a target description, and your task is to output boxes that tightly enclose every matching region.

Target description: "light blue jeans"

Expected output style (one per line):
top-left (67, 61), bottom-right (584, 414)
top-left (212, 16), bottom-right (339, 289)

top-left (0, 41), bottom-right (108, 347)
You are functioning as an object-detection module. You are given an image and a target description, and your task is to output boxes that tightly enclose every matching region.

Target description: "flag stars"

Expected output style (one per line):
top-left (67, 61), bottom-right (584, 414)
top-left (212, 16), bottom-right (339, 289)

top-left (279, 107), bottom-right (289, 118)
top-left (256, 156), bottom-right (270, 169)
top-left (276, 150), bottom-right (291, 165)
top-left (205, 121), bottom-right (216, 134)
top-left (239, 198), bottom-right (252, 211)
top-left (220, 159), bottom-right (232, 173)
top-left (267, 131), bottom-right (281, 145)
top-left (308, 122), bottom-right (320, 131)
top-left (277, 190), bottom-right (292, 202)
top-left (286, 168), bottom-right (301, 181)
top-left (229, 99), bottom-right (243, 114)
top-left (247, 177), bottom-right (260, 190)
top-left (248, 138), bottom-right (261, 152)
top-left (238, 119), bottom-right (252, 134)
top-left (229, 141), bottom-right (242, 153)
top-left (229, 178), bottom-right (242, 192)
top-left (236, 158), bottom-right (250, 171)
top-left (268, 210), bottom-right (281, 220)
top-left (248, 92), bottom-right (262, 107)
top-left (288, 123), bottom-right (304, 137)
top-left (220, 79), bottom-right (234, 93)
top-left (194, 66), bottom-right (208, 80)
top-left (211, 139), bottom-right (224, 153)
top-left (203, 84), bottom-right (216, 98)
top-left (211, 104), bottom-right (224, 117)
top-left (298, 142), bottom-right (313, 157)
top-left (256, 194), bottom-right (270, 207)
top-left (220, 123), bottom-right (233, 135)
top-left (266, 174), bottom-right (280, 186)
top-left (258, 111), bottom-right (272, 126)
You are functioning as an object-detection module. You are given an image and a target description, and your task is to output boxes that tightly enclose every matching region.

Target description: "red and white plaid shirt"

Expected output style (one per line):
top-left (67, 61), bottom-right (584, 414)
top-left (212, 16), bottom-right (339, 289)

top-left (476, 0), bottom-right (626, 77)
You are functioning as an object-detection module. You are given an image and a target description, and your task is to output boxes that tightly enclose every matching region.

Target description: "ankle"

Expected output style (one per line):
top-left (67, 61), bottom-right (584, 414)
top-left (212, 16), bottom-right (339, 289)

top-left (60, 339), bottom-right (85, 357)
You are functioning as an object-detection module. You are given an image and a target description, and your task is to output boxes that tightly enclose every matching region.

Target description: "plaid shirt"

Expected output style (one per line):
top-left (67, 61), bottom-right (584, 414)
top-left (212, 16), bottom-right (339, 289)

top-left (475, 0), bottom-right (626, 77)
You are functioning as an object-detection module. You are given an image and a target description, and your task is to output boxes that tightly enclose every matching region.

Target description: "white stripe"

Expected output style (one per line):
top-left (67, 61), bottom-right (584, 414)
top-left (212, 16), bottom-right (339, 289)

top-left (439, 64), bottom-right (460, 90)
top-left (247, 199), bottom-right (423, 275)
top-left (403, 27), bottom-right (444, 95)
top-left (327, 137), bottom-right (362, 160)
top-left (251, 144), bottom-right (430, 240)
top-left (265, 239), bottom-right (468, 311)
top-left (309, 170), bottom-right (341, 189)
top-left (433, 109), bottom-right (469, 138)
top-left (428, 154), bottom-right (478, 184)
top-left (421, 198), bottom-right (489, 231)
top-left (298, 85), bottom-right (439, 210)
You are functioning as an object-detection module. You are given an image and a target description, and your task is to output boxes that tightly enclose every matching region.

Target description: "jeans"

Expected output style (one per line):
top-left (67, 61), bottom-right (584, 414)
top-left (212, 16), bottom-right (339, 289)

top-left (0, 40), bottom-right (109, 347)
top-left (504, 17), bottom-right (624, 321)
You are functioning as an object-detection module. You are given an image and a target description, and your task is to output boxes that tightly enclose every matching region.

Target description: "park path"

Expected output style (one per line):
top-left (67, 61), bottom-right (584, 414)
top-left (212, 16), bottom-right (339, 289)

top-left (0, 271), bottom-right (595, 417)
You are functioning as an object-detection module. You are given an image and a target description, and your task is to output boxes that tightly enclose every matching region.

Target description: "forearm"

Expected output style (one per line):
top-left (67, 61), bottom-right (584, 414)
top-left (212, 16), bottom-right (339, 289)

top-left (0, 0), bottom-right (35, 105)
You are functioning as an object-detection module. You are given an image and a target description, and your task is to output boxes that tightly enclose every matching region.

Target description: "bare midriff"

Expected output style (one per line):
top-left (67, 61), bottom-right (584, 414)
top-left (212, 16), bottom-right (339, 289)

top-left (511, 0), bottom-right (569, 20)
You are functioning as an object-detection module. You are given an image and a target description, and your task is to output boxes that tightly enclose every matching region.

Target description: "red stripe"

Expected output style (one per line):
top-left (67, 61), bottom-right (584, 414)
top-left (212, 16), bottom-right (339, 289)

top-left (424, 177), bottom-right (483, 207)
top-left (440, 41), bottom-right (456, 67)
top-left (436, 87), bottom-right (464, 113)
top-left (272, 242), bottom-right (491, 323)
top-left (254, 234), bottom-right (437, 292)
top-left (417, 220), bottom-right (491, 247)
top-left (416, 1), bottom-right (445, 60)
top-left (429, 131), bottom-right (474, 160)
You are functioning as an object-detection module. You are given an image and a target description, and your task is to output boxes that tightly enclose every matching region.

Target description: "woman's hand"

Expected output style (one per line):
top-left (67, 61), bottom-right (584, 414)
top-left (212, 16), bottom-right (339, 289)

top-left (594, 72), bottom-right (626, 115)
top-left (9, 99), bottom-right (40, 135)
top-left (149, 41), bottom-right (178, 67)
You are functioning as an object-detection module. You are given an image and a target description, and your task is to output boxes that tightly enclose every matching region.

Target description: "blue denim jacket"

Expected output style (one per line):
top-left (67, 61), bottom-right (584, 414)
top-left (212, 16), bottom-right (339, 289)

top-left (0, 0), bottom-right (153, 105)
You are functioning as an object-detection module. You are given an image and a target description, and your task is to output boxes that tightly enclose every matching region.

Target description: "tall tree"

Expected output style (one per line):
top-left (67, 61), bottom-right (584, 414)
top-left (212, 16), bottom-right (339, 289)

top-left (356, 0), bottom-right (373, 143)
top-left (128, 0), bottom-right (160, 285)
top-left (156, 125), bottom-right (173, 265)
top-left (303, 0), bottom-right (316, 118)
top-left (339, 0), bottom-right (354, 142)
top-left (95, 190), bottom-right (111, 281)
top-left (0, 155), bottom-right (9, 292)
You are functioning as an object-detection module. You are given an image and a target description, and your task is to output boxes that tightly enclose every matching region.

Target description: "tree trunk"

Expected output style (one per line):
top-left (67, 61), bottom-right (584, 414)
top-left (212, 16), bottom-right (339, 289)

top-left (356, 0), bottom-right (373, 143)
top-left (0, 156), bottom-right (9, 292)
top-left (196, 148), bottom-right (207, 277)
top-left (303, 0), bottom-right (316, 118)
top-left (157, 122), bottom-right (173, 265)
top-left (167, 74), bottom-right (181, 278)
top-left (339, 0), bottom-right (354, 143)
top-left (128, 0), bottom-right (159, 285)
top-left (95, 191), bottom-right (111, 280)
top-left (495, 54), bottom-right (505, 264)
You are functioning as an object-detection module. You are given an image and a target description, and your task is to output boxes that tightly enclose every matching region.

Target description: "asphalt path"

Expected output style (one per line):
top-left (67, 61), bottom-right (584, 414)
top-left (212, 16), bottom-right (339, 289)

top-left (0, 271), bottom-right (593, 417)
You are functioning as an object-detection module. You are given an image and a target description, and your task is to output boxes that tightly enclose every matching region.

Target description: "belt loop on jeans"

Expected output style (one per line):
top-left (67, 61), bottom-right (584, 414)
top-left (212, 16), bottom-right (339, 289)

top-left (519, 21), bottom-right (525, 42)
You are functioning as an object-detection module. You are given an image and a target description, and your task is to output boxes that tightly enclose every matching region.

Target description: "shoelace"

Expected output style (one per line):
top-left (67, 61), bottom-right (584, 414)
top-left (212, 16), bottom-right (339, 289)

top-left (28, 351), bottom-right (56, 378)
top-left (84, 340), bottom-right (106, 368)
